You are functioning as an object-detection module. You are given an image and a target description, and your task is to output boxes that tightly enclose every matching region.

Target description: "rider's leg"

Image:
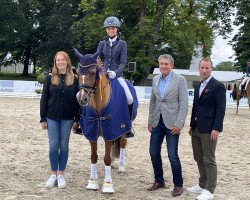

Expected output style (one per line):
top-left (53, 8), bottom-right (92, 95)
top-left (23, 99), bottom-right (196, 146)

top-left (117, 77), bottom-right (134, 138)
top-left (245, 78), bottom-right (250, 90)
top-left (117, 77), bottom-right (133, 105)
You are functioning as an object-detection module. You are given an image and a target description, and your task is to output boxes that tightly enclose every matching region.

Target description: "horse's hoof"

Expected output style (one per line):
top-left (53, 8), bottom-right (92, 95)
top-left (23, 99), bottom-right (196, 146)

top-left (86, 179), bottom-right (99, 190)
top-left (118, 165), bottom-right (125, 173)
top-left (102, 182), bottom-right (114, 193)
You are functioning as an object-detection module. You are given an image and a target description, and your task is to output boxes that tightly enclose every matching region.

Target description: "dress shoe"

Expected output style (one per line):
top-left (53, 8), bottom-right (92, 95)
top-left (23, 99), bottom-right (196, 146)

top-left (171, 186), bottom-right (183, 197)
top-left (147, 182), bottom-right (165, 191)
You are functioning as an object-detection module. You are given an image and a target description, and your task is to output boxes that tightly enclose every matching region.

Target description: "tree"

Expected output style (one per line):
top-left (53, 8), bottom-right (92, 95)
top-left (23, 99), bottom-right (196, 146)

top-left (34, 0), bottom-right (80, 68)
top-left (214, 61), bottom-right (237, 71)
top-left (73, 0), bottom-right (215, 85)
top-left (230, 0), bottom-right (250, 72)
top-left (0, 0), bottom-right (57, 75)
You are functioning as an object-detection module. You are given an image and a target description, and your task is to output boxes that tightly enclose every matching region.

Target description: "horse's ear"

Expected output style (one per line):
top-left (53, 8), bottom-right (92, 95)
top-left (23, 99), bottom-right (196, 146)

top-left (74, 48), bottom-right (84, 60)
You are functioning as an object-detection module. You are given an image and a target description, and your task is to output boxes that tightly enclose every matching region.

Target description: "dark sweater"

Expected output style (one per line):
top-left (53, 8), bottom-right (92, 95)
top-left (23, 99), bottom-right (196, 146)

top-left (40, 74), bottom-right (80, 122)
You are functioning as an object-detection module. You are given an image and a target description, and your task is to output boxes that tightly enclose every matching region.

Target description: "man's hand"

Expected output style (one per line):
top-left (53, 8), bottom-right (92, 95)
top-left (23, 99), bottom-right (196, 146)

top-left (171, 126), bottom-right (181, 135)
top-left (148, 124), bottom-right (152, 133)
top-left (188, 128), bottom-right (192, 136)
top-left (107, 70), bottom-right (116, 79)
top-left (210, 130), bottom-right (219, 141)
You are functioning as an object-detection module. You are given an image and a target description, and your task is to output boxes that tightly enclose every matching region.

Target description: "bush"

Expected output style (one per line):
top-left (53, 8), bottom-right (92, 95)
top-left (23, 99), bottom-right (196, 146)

top-left (37, 74), bottom-right (46, 84)
top-left (35, 89), bottom-right (42, 94)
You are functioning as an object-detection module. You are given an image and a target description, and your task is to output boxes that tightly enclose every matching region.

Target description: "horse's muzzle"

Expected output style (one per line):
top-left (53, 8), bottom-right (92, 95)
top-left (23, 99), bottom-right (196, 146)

top-left (77, 92), bottom-right (89, 106)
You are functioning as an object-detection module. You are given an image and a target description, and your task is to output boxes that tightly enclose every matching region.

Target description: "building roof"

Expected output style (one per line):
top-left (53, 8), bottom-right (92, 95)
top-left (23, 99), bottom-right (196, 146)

top-left (152, 68), bottom-right (244, 82)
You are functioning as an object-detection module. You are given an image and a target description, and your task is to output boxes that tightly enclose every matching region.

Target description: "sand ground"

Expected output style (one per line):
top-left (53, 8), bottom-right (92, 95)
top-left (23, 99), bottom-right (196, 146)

top-left (0, 97), bottom-right (249, 200)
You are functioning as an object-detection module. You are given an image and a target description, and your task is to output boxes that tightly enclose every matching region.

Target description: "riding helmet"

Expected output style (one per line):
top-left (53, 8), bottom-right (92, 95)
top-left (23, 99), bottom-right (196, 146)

top-left (103, 16), bottom-right (121, 28)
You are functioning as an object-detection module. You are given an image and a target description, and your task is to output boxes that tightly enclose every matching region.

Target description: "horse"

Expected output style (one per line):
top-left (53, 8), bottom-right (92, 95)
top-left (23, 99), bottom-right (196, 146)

top-left (232, 77), bottom-right (250, 114)
top-left (74, 49), bottom-right (138, 193)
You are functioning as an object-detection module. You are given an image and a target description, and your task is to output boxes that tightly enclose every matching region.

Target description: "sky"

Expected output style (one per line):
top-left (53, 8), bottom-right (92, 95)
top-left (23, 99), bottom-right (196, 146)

top-left (211, 20), bottom-right (239, 66)
top-left (211, 34), bottom-right (236, 66)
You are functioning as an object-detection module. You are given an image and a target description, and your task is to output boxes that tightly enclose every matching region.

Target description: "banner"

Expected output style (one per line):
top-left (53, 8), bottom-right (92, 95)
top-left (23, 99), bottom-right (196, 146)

top-left (0, 80), bottom-right (248, 106)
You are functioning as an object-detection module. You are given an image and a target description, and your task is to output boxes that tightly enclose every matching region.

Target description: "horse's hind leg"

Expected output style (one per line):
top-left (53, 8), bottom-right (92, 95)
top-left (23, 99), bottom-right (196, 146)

top-left (236, 95), bottom-right (240, 114)
top-left (86, 141), bottom-right (99, 190)
top-left (118, 137), bottom-right (127, 173)
top-left (102, 140), bottom-right (114, 193)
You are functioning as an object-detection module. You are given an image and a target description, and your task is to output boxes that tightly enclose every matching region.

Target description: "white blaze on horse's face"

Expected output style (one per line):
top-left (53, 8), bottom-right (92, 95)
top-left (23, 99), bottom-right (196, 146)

top-left (77, 68), bottom-right (97, 106)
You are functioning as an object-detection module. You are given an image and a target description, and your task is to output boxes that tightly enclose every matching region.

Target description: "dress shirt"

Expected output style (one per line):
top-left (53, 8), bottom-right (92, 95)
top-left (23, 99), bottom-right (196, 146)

top-left (199, 76), bottom-right (212, 96)
top-left (109, 36), bottom-right (117, 47)
top-left (158, 71), bottom-right (173, 99)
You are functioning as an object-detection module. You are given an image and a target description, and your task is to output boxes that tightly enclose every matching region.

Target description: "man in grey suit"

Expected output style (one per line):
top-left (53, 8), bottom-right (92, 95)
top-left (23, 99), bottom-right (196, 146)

top-left (147, 54), bottom-right (188, 197)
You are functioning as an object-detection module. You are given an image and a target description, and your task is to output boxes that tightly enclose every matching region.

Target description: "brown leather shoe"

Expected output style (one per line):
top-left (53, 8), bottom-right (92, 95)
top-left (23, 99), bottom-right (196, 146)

top-left (147, 182), bottom-right (165, 191)
top-left (171, 186), bottom-right (183, 197)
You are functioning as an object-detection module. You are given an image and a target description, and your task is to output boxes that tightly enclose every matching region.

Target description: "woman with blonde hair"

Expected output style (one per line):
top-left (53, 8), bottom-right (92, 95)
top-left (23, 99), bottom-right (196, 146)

top-left (40, 51), bottom-right (80, 189)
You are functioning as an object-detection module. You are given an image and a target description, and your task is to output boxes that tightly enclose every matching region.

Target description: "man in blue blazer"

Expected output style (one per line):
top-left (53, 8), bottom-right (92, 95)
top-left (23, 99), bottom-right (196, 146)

top-left (187, 58), bottom-right (226, 200)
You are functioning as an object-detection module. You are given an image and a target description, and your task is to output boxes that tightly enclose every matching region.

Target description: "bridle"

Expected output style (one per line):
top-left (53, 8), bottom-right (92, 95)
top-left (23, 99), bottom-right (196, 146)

top-left (78, 63), bottom-right (110, 99)
top-left (79, 65), bottom-right (99, 96)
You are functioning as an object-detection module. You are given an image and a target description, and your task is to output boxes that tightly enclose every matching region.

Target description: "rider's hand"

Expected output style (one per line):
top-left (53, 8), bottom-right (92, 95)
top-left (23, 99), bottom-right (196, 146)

top-left (107, 70), bottom-right (116, 79)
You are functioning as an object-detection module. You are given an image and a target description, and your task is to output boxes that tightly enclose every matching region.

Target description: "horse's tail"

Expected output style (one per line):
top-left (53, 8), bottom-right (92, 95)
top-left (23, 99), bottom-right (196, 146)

top-left (111, 138), bottom-right (120, 159)
top-left (232, 83), bottom-right (237, 100)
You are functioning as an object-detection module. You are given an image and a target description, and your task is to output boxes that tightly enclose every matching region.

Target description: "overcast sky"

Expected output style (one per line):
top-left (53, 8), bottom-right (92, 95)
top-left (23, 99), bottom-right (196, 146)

top-left (211, 34), bottom-right (236, 66)
top-left (211, 18), bottom-right (239, 66)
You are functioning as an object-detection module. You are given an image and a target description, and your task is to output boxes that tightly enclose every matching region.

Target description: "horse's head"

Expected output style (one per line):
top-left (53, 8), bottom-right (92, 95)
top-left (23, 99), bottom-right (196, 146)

top-left (74, 48), bottom-right (108, 107)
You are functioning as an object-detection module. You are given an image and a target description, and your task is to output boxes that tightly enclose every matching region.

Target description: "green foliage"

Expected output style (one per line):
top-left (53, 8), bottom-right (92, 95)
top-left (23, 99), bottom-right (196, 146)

top-left (230, 0), bottom-right (250, 72)
top-left (214, 61), bottom-right (237, 71)
top-left (35, 88), bottom-right (42, 94)
top-left (37, 74), bottom-right (46, 84)
top-left (2, 0), bottom-right (237, 84)
top-left (72, 0), bottom-right (215, 84)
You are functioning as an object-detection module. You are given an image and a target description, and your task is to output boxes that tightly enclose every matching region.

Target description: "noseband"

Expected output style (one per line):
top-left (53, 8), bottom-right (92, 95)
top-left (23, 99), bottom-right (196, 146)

top-left (79, 66), bottom-right (100, 96)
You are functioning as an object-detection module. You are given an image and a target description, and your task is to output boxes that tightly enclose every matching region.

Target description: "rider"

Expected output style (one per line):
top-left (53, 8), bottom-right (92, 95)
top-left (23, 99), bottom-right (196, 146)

top-left (93, 16), bottom-right (134, 138)
top-left (240, 59), bottom-right (250, 92)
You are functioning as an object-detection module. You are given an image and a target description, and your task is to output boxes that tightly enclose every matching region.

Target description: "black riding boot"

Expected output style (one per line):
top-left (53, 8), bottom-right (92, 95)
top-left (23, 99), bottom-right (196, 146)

top-left (124, 103), bottom-right (135, 138)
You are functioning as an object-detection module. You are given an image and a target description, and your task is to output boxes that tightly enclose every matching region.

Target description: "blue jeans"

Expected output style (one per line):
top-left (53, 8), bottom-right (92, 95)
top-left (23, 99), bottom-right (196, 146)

top-left (47, 118), bottom-right (73, 171)
top-left (149, 116), bottom-right (183, 187)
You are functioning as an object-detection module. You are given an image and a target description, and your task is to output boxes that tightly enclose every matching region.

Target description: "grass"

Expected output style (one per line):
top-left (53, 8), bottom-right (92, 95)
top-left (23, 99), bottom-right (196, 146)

top-left (0, 73), bottom-right (37, 81)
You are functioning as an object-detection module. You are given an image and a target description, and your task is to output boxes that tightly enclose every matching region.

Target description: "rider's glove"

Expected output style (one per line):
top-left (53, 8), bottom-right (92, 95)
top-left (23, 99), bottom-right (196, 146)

top-left (107, 70), bottom-right (116, 79)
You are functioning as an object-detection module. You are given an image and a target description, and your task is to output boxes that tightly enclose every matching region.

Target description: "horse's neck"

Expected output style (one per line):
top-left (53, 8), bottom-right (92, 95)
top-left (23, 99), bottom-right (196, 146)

top-left (90, 77), bottom-right (110, 113)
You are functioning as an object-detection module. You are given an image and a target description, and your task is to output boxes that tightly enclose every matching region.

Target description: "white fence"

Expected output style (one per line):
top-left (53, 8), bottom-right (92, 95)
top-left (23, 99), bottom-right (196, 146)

top-left (0, 80), bottom-right (249, 107)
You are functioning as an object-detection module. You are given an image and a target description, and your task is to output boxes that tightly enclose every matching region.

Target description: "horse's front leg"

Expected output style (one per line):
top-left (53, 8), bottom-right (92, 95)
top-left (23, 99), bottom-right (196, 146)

top-left (86, 141), bottom-right (99, 190)
top-left (102, 140), bottom-right (114, 193)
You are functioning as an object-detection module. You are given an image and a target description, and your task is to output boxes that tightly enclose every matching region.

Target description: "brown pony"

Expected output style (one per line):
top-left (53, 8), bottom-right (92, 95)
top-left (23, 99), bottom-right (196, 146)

top-left (232, 77), bottom-right (250, 114)
top-left (74, 49), bottom-right (138, 193)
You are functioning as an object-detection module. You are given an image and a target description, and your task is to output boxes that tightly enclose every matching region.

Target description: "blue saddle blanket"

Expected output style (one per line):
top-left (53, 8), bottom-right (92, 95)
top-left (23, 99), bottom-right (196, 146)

top-left (79, 79), bottom-right (138, 141)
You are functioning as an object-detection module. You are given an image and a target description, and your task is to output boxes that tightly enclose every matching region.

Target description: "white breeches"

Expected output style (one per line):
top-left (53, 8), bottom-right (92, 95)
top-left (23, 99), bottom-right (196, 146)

top-left (239, 77), bottom-right (250, 90)
top-left (117, 77), bottom-right (133, 105)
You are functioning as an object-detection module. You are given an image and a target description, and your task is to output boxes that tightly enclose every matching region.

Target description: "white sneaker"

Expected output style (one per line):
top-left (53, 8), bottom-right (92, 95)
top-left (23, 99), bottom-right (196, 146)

top-left (57, 175), bottom-right (66, 189)
top-left (187, 184), bottom-right (204, 194)
top-left (196, 189), bottom-right (214, 200)
top-left (45, 174), bottom-right (57, 188)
